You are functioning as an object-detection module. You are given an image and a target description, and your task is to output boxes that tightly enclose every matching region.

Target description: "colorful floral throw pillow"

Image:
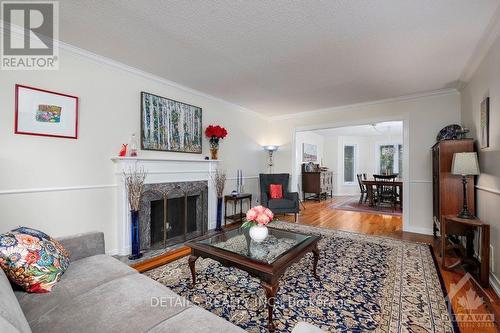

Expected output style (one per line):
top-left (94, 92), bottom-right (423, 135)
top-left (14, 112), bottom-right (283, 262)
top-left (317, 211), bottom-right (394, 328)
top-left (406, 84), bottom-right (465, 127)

top-left (0, 227), bottom-right (70, 293)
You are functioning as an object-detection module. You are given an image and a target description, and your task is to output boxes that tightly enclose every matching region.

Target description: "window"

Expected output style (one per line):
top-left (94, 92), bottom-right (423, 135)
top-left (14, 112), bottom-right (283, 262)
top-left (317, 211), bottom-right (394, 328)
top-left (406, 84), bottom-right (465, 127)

top-left (343, 144), bottom-right (356, 184)
top-left (378, 143), bottom-right (403, 175)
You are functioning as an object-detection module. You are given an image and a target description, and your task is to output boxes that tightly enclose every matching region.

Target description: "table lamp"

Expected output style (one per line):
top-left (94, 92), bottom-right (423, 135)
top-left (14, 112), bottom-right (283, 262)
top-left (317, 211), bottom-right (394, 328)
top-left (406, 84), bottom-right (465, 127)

top-left (451, 152), bottom-right (480, 219)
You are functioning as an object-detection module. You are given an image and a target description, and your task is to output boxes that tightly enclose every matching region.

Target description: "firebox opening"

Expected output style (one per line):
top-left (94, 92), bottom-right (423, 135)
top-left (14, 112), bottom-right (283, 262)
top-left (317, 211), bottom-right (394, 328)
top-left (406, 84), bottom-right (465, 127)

top-left (149, 195), bottom-right (201, 249)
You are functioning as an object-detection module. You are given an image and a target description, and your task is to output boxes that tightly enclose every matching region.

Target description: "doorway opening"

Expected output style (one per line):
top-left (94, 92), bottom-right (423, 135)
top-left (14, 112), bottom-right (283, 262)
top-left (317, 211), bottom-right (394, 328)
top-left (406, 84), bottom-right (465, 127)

top-left (293, 120), bottom-right (405, 234)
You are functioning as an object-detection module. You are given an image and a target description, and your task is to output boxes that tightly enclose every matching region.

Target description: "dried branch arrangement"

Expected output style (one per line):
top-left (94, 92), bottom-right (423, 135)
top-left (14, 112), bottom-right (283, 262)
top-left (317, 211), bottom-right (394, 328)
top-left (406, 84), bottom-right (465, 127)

top-left (211, 169), bottom-right (227, 198)
top-left (123, 166), bottom-right (147, 211)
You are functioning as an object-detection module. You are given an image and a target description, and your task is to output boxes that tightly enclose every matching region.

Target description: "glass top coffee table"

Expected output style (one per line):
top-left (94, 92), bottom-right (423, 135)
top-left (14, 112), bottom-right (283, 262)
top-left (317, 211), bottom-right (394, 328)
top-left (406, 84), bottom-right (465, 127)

top-left (186, 227), bottom-right (321, 332)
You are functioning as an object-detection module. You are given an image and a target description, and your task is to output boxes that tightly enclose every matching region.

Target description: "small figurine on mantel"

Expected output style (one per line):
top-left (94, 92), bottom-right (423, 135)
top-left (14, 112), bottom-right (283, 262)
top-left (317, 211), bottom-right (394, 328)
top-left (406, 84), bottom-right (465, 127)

top-left (118, 144), bottom-right (128, 157)
top-left (129, 133), bottom-right (138, 157)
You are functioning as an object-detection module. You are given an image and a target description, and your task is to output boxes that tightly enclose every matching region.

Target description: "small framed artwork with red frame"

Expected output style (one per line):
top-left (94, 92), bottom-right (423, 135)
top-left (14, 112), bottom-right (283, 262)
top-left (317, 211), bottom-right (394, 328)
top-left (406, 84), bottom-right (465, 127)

top-left (15, 84), bottom-right (79, 139)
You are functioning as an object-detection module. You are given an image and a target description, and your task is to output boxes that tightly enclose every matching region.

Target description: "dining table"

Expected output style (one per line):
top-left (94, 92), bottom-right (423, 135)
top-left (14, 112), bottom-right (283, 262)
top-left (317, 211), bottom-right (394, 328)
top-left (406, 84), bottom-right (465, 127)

top-left (361, 178), bottom-right (403, 208)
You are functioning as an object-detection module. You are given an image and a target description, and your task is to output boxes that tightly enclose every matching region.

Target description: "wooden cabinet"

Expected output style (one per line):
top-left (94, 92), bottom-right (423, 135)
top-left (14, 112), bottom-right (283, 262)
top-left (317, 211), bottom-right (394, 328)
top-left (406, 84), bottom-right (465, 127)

top-left (432, 139), bottom-right (475, 237)
top-left (302, 171), bottom-right (333, 201)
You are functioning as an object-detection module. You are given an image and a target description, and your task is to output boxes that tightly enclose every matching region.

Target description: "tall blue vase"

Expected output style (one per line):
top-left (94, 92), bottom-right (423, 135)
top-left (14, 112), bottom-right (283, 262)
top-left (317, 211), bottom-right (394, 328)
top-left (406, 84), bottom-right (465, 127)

top-left (129, 210), bottom-right (142, 260)
top-left (215, 197), bottom-right (223, 231)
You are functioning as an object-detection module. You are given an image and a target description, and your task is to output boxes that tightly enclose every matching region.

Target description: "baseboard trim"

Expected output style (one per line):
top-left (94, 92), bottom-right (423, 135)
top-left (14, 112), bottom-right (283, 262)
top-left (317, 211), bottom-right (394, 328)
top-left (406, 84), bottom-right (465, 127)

top-left (404, 226), bottom-right (433, 236)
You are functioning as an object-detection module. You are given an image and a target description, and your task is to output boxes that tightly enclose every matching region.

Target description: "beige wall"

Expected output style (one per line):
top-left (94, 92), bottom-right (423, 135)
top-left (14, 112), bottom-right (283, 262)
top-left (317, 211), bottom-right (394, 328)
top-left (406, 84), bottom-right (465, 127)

top-left (460, 33), bottom-right (500, 291)
top-left (269, 92), bottom-right (461, 234)
top-left (0, 45), bottom-right (269, 253)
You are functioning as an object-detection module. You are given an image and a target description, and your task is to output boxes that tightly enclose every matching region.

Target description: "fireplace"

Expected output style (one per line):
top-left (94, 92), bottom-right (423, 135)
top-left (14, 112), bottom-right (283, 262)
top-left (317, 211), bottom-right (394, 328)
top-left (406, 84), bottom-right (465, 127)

top-left (139, 181), bottom-right (208, 251)
top-left (111, 157), bottom-right (219, 256)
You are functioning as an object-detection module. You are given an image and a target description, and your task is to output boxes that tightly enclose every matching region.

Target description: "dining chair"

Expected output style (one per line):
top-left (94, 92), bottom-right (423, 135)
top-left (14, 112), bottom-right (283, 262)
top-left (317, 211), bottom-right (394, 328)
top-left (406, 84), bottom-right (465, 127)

top-left (356, 174), bottom-right (368, 204)
top-left (373, 174), bottom-right (398, 181)
top-left (373, 175), bottom-right (398, 211)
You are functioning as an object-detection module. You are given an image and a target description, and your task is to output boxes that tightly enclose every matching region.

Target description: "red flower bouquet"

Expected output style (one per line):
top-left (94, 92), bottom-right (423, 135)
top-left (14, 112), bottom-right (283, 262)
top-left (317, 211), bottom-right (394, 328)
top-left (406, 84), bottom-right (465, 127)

top-left (205, 125), bottom-right (228, 145)
top-left (205, 125), bottom-right (228, 160)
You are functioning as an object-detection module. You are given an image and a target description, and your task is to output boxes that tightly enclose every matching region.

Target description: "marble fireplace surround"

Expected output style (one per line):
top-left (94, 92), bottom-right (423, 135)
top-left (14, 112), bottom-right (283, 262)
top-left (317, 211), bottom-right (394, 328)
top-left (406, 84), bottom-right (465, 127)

top-left (111, 157), bottom-right (219, 256)
top-left (139, 181), bottom-right (208, 250)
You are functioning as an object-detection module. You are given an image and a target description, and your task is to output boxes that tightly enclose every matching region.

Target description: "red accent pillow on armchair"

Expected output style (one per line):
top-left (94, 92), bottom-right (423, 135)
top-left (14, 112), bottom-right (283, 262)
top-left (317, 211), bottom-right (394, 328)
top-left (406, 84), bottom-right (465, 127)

top-left (269, 184), bottom-right (283, 199)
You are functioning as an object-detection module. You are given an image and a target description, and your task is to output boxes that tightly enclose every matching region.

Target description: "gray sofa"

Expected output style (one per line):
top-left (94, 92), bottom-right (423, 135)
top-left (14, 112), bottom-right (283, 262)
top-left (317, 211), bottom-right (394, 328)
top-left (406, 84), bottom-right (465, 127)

top-left (0, 232), bottom-right (245, 333)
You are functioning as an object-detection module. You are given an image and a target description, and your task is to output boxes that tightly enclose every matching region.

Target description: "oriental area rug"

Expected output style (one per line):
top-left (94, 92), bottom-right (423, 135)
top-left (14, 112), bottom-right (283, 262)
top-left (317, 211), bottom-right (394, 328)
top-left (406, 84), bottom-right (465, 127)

top-left (330, 196), bottom-right (403, 216)
top-left (145, 221), bottom-right (456, 333)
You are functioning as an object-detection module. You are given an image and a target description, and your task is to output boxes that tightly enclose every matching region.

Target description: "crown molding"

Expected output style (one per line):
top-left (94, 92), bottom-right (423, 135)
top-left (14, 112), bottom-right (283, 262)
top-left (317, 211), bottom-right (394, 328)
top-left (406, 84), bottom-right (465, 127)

top-left (59, 41), bottom-right (270, 121)
top-left (270, 88), bottom-right (459, 121)
top-left (459, 4), bottom-right (500, 86)
top-left (0, 20), bottom-right (269, 121)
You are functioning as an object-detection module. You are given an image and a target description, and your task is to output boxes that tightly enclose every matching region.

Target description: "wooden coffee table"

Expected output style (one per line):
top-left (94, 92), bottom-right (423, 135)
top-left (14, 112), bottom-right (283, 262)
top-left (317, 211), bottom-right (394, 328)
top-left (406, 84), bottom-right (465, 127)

top-left (186, 227), bottom-right (321, 332)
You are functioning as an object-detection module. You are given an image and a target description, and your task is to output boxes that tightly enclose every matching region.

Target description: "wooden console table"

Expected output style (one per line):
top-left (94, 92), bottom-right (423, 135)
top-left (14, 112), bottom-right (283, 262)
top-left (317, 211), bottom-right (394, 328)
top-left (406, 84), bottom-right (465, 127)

top-left (224, 193), bottom-right (252, 225)
top-left (441, 215), bottom-right (490, 287)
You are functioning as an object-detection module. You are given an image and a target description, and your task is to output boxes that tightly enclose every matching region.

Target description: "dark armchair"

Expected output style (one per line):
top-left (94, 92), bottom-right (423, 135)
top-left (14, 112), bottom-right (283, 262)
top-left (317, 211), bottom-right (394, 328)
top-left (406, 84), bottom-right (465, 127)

top-left (259, 173), bottom-right (300, 222)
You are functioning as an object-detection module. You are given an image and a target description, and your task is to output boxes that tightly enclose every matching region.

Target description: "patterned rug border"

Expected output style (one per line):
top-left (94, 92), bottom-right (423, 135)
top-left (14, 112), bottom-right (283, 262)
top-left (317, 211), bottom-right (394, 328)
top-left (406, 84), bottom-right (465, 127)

top-left (274, 220), bottom-right (460, 333)
top-left (277, 220), bottom-right (422, 247)
top-left (428, 243), bottom-right (461, 333)
top-left (329, 197), bottom-right (402, 217)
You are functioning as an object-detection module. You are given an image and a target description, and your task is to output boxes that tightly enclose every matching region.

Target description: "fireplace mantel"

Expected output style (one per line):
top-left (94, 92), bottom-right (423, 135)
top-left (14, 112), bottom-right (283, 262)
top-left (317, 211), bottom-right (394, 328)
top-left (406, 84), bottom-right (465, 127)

top-left (111, 156), bottom-right (222, 163)
top-left (111, 156), bottom-right (220, 255)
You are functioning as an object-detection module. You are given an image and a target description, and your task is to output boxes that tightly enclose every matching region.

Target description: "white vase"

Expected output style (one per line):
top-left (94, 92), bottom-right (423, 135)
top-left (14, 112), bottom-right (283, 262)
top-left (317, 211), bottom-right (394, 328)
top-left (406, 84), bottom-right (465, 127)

top-left (249, 225), bottom-right (268, 243)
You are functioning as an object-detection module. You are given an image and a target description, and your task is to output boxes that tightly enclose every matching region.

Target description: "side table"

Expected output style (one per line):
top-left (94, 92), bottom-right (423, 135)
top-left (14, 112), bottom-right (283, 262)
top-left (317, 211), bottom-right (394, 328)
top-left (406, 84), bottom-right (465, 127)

top-left (224, 193), bottom-right (252, 225)
top-left (441, 214), bottom-right (490, 288)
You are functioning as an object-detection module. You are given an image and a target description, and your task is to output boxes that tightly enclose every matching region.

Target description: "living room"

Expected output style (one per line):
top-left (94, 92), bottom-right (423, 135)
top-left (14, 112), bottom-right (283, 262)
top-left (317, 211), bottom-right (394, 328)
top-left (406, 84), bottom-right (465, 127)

top-left (1, 1), bottom-right (499, 333)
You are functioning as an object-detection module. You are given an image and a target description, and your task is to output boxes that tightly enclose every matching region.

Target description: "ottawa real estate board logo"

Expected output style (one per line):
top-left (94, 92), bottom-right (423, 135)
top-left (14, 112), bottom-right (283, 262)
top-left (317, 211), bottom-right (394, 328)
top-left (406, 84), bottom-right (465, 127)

top-left (1, 1), bottom-right (59, 70)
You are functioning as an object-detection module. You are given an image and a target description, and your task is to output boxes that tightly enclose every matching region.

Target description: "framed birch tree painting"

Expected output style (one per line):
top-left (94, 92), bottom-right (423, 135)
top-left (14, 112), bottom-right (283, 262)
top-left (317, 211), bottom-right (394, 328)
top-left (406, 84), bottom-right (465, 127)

top-left (141, 92), bottom-right (202, 153)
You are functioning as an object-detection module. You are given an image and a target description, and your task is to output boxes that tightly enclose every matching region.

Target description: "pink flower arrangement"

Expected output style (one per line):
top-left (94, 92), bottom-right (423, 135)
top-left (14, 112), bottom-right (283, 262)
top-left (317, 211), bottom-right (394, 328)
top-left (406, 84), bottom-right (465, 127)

top-left (242, 205), bottom-right (274, 228)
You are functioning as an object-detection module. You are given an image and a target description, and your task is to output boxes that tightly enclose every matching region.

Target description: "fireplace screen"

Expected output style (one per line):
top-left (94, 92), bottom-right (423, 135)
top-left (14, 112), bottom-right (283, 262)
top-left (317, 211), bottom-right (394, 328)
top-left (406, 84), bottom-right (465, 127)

top-left (139, 181), bottom-right (208, 250)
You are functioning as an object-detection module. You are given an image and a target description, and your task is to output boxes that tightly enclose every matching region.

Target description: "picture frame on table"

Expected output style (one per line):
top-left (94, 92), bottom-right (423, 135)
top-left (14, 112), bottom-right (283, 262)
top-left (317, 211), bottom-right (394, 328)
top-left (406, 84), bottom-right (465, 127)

top-left (15, 84), bottom-right (79, 139)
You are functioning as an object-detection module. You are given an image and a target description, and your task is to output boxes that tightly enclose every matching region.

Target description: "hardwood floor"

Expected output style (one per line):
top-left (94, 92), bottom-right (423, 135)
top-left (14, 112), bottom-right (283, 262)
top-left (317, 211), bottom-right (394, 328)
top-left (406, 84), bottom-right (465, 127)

top-left (282, 197), bottom-right (500, 333)
top-left (287, 196), bottom-right (403, 237)
top-left (131, 246), bottom-right (191, 272)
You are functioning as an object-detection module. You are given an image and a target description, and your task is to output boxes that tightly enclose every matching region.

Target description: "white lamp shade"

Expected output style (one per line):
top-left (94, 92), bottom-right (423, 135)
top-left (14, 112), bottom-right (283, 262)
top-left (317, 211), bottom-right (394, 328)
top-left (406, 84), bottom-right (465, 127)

top-left (451, 152), bottom-right (480, 176)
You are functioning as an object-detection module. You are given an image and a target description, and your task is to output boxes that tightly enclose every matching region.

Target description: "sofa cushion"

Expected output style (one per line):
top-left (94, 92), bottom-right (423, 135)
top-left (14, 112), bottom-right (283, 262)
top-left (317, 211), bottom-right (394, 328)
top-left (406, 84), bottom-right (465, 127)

top-left (57, 232), bottom-right (105, 262)
top-left (16, 254), bottom-right (136, 324)
top-left (147, 306), bottom-right (246, 332)
top-left (28, 273), bottom-right (191, 333)
top-left (0, 227), bottom-right (70, 293)
top-left (0, 269), bottom-right (31, 333)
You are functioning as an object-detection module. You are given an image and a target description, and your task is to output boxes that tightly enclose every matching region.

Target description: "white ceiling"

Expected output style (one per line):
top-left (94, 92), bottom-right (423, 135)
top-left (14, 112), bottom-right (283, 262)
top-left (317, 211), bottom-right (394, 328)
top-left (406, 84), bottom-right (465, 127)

top-left (313, 121), bottom-right (403, 137)
top-left (58, 0), bottom-right (500, 116)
